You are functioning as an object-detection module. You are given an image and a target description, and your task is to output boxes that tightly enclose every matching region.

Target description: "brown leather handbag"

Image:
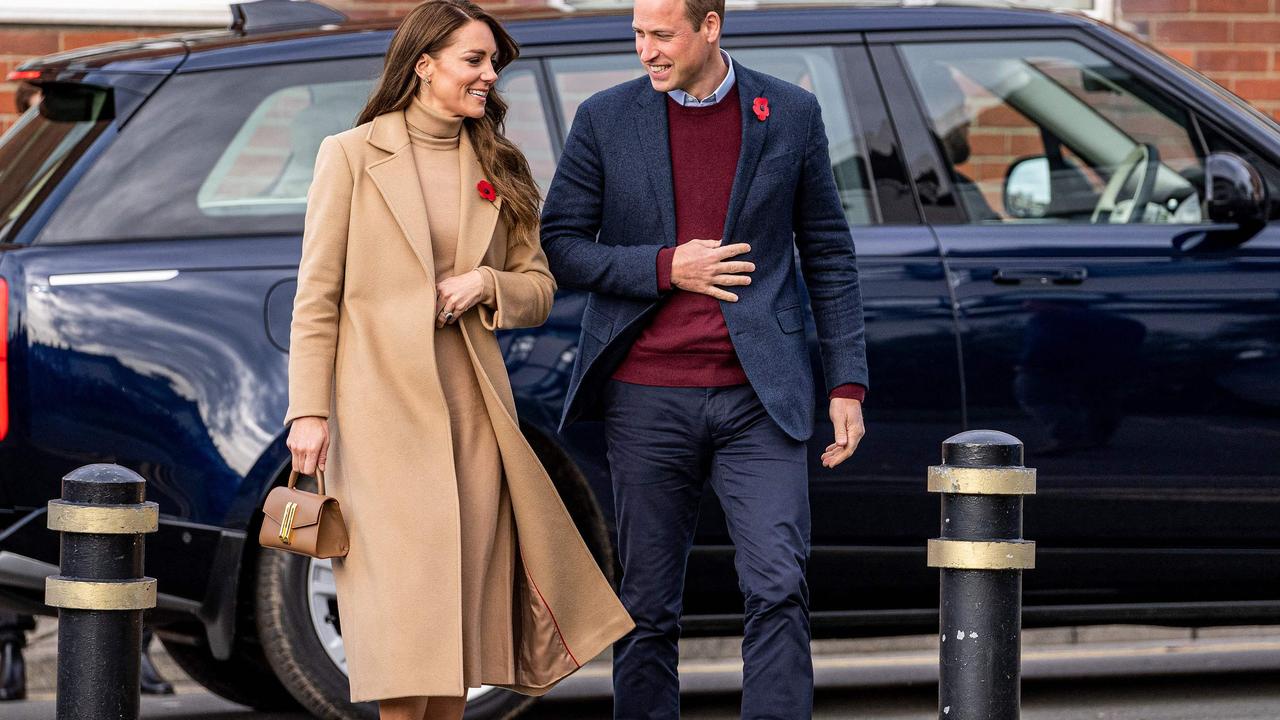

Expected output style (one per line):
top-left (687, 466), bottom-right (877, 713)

top-left (259, 469), bottom-right (349, 558)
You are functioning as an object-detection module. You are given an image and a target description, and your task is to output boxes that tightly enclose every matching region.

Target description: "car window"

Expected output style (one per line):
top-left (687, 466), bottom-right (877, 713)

top-left (899, 40), bottom-right (1207, 225)
top-left (493, 67), bottom-right (558, 195)
top-left (192, 64), bottom-right (555, 217)
top-left (196, 78), bottom-right (372, 218)
top-left (0, 84), bottom-right (113, 243)
top-left (548, 46), bottom-right (876, 225)
top-left (549, 53), bottom-right (644, 128)
top-left (38, 58), bottom-right (556, 243)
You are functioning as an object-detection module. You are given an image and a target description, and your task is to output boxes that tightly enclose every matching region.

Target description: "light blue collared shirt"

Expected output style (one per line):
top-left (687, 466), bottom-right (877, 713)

top-left (667, 50), bottom-right (736, 107)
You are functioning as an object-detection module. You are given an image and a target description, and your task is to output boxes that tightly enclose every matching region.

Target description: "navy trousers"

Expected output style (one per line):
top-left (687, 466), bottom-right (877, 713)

top-left (603, 380), bottom-right (813, 720)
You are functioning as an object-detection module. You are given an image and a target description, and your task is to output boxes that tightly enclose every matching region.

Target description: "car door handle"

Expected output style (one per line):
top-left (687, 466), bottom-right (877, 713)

top-left (992, 267), bottom-right (1088, 286)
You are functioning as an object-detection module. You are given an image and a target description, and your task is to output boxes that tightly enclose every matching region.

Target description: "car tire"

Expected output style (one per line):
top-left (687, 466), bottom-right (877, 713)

top-left (254, 548), bottom-right (534, 720)
top-left (158, 632), bottom-right (301, 711)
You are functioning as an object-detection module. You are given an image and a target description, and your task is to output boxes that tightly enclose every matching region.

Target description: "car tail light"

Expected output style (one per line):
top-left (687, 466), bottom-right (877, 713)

top-left (0, 278), bottom-right (8, 441)
top-left (5, 70), bottom-right (41, 82)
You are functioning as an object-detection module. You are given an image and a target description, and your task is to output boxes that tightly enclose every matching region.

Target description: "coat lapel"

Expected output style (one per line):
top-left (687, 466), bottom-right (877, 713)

top-left (365, 111), bottom-right (436, 283)
top-left (634, 87), bottom-right (677, 248)
top-left (455, 126), bottom-right (502, 275)
top-left (722, 62), bottom-right (770, 244)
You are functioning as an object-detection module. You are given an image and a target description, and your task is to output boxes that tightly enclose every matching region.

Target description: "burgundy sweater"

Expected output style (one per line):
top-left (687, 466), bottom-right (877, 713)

top-left (611, 85), bottom-right (866, 402)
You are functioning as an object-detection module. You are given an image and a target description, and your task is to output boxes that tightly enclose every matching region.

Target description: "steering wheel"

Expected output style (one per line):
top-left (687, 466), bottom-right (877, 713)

top-left (1091, 143), bottom-right (1160, 224)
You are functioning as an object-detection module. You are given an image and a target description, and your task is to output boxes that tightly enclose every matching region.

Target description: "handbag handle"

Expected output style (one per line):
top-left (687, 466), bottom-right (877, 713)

top-left (287, 467), bottom-right (326, 496)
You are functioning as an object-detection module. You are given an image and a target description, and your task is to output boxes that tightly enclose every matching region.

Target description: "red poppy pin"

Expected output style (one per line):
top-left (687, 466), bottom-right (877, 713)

top-left (476, 180), bottom-right (497, 202)
top-left (752, 96), bottom-right (770, 122)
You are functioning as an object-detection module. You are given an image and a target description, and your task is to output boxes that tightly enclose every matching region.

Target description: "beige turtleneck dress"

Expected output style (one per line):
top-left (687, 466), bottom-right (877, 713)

top-left (405, 96), bottom-right (515, 689)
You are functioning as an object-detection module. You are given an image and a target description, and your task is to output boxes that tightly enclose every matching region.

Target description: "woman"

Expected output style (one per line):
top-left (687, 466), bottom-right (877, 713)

top-left (283, 2), bottom-right (633, 718)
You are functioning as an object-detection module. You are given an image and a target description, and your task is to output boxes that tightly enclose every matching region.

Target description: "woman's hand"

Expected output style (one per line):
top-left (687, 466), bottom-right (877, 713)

top-left (287, 416), bottom-right (330, 474)
top-left (435, 269), bottom-right (486, 328)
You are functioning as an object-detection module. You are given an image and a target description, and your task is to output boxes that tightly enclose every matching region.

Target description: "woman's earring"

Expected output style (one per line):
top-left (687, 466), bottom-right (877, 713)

top-left (424, 75), bottom-right (432, 86)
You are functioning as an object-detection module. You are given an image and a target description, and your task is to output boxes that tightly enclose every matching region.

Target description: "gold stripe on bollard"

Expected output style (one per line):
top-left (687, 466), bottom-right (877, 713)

top-left (927, 465), bottom-right (1036, 495)
top-left (45, 577), bottom-right (158, 610)
top-left (927, 539), bottom-right (1036, 570)
top-left (46, 500), bottom-right (159, 534)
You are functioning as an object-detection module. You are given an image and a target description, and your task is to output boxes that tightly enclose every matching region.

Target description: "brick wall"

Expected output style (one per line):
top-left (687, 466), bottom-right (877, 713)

top-left (1117, 0), bottom-right (1280, 121)
top-left (2, 1), bottom-right (1278, 133)
top-left (0, 0), bottom-right (548, 133)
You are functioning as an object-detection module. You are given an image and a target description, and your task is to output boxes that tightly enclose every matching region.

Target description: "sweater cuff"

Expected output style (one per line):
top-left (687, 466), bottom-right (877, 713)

top-left (829, 383), bottom-right (866, 403)
top-left (656, 246), bottom-right (676, 293)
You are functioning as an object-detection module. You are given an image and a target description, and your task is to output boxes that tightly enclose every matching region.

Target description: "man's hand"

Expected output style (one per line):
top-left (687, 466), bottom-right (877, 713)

top-left (671, 239), bottom-right (755, 302)
top-left (821, 398), bottom-right (864, 468)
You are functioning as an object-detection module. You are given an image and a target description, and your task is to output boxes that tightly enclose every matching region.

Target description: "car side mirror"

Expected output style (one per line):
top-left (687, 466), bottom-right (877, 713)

top-left (1004, 156), bottom-right (1051, 219)
top-left (1179, 152), bottom-right (1271, 252)
top-left (1206, 152), bottom-right (1268, 228)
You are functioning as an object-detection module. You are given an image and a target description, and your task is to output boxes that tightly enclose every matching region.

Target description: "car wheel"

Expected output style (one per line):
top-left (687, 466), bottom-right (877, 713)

top-left (254, 549), bottom-right (534, 720)
top-left (158, 632), bottom-right (300, 711)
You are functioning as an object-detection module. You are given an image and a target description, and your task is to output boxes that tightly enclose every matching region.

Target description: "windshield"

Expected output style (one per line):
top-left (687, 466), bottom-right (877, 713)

top-left (0, 83), bottom-right (112, 244)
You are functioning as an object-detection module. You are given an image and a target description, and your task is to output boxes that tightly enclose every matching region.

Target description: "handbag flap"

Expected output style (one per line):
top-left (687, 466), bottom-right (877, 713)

top-left (262, 485), bottom-right (334, 529)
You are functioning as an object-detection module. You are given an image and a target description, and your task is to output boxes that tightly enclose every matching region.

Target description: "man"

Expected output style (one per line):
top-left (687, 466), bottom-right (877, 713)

top-left (914, 63), bottom-right (1000, 222)
top-left (0, 612), bottom-right (33, 700)
top-left (541, 0), bottom-right (867, 717)
top-left (15, 83), bottom-right (42, 116)
top-left (0, 616), bottom-right (172, 700)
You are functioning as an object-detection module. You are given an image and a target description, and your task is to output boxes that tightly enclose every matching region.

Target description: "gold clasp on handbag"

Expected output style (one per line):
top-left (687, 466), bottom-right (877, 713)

top-left (278, 501), bottom-right (299, 544)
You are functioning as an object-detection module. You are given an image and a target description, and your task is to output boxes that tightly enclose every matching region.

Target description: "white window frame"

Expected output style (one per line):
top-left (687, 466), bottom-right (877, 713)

top-left (0, 0), bottom-right (231, 27)
top-left (1018, 0), bottom-right (1115, 23)
top-left (1091, 0), bottom-right (1115, 23)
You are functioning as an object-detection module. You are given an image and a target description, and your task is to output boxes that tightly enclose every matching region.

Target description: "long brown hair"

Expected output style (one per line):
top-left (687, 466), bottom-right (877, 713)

top-left (357, 0), bottom-right (540, 245)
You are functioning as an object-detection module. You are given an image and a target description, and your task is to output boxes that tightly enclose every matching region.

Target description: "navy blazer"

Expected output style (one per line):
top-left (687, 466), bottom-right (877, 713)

top-left (541, 60), bottom-right (868, 442)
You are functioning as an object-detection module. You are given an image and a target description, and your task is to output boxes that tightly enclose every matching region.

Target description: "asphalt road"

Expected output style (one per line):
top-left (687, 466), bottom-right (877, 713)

top-left (10, 636), bottom-right (1280, 719)
top-left (8, 673), bottom-right (1280, 719)
top-left (531, 673), bottom-right (1280, 720)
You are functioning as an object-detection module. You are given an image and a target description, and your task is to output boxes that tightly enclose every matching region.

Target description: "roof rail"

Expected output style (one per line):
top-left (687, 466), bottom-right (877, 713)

top-left (229, 0), bottom-right (347, 34)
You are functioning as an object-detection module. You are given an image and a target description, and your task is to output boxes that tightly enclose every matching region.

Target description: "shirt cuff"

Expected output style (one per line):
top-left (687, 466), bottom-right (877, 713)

top-left (829, 383), bottom-right (866, 403)
top-left (656, 246), bottom-right (677, 293)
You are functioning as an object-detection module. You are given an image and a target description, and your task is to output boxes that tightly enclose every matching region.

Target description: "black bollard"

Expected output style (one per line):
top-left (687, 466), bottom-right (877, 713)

top-left (927, 431), bottom-right (1035, 720)
top-left (44, 464), bottom-right (158, 720)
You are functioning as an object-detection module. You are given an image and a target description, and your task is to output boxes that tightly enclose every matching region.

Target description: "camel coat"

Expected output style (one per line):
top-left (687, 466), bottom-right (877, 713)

top-left (284, 110), bottom-right (634, 702)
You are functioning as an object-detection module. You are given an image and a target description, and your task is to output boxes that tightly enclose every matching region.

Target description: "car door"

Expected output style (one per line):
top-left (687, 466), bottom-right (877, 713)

top-left (546, 41), bottom-right (963, 623)
top-left (874, 29), bottom-right (1280, 609)
top-left (7, 57), bottom-right (385, 601)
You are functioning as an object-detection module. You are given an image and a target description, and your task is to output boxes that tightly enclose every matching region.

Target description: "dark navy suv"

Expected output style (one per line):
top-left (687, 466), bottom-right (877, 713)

top-left (1, 1), bottom-right (1279, 717)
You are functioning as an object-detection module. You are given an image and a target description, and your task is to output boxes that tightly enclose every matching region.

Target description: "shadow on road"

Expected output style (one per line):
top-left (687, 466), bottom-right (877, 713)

top-left (524, 672), bottom-right (1280, 720)
top-left (8, 671), bottom-right (1280, 719)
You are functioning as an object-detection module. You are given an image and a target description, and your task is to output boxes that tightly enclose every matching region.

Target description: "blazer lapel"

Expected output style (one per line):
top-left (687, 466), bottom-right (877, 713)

top-left (365, 111), bottom-right (436, 282)
top-left (634, 87), bottom-right (677, 248)
top-left (722, 62), bottom-right (770, 244)
top-left (455, 126), bottom-right (502, 275)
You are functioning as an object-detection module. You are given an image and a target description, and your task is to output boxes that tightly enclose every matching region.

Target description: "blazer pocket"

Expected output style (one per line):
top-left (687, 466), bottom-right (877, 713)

top-left (581, 305), bottom-right (614, 344)
top-left (776, 305), bottom-right (804, 334)
top-left (756, 147), bottom-right (796, 177)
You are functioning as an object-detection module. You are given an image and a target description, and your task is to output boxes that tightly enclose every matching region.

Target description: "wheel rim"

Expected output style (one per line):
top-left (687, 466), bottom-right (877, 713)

top-left (306, 558), bottom-right (499, 702)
